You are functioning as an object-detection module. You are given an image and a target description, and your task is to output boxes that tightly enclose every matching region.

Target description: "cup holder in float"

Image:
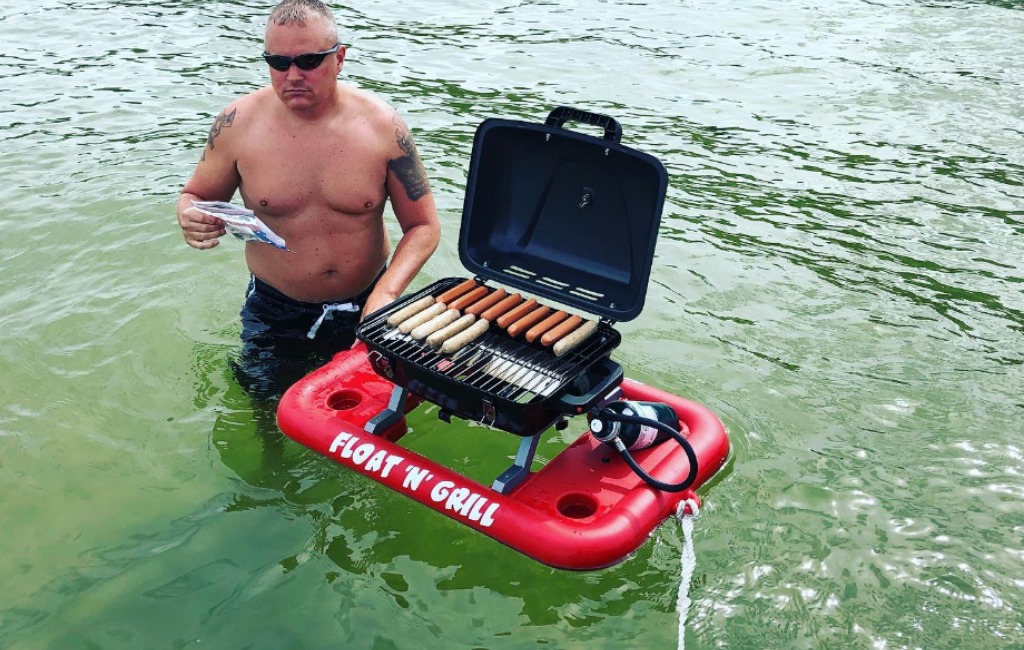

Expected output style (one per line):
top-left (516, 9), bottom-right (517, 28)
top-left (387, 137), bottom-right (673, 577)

top-left (557, 492), bottom-right (598, 519)
top-left (326, 389), bottom-right (363, 411)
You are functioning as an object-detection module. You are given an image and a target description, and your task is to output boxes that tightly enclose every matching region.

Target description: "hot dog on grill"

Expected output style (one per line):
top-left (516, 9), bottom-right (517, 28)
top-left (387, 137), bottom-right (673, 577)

top-left (422, 291), bottom-right (518, 348)
top-left (426, 313), bottom-right (476, 347)
top-left (410, 308), bottom-right (460, 340)
top-left (496, 298), bottom-right (538, 329)
top-left (397, 302), bottom-right (447, 334)
top-left (435, 279), bottom-right (477, 305)
top-left (525, 310), bottom-right (569, 343)
top-left (386, 296), bottom-right (434, 327)
top-left (540, 314), bottom-right (583, 347)
top-left (440, 318), bottom-right (489, 354)
top-left (480, 293), bottom-right (523, 322)
top-left (412, 290), bottom-right (504, 347)
top-left (506, 305), bottom-right (551, 338)
top-left (552, 320), bottom-right (598, 357)
top-left (464, 288), bottom-right (507, 317)
top-left (447, 285), bottom-right (490, 312)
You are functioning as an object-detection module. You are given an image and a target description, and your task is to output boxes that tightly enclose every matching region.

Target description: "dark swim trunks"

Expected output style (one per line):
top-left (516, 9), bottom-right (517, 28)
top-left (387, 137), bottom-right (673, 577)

top-left (231, 271), bottom-right (382, 401)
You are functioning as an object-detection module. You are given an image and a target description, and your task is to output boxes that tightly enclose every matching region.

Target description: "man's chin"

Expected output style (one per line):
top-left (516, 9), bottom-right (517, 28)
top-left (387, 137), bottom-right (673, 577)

top-left (280, 89), bottom-right (313, 102)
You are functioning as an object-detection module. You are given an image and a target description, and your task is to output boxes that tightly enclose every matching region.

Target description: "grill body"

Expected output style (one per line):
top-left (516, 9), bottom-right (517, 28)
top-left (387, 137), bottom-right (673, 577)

top-left (357, 278), bottom-right (623, 436)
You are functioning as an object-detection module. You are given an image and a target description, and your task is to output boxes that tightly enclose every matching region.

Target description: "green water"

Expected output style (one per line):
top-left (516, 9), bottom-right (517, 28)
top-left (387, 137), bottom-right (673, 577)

top-left (2, 1), bottom-right (1022, 648)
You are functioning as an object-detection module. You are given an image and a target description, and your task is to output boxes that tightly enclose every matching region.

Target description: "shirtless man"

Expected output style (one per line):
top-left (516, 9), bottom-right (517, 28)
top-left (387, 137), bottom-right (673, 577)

top-left (176, 0), bottom-right (440, 399)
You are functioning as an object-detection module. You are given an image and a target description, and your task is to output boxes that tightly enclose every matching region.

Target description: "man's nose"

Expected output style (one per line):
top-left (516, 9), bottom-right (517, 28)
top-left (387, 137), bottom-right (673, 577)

top-left (286, 64), bottom-right (304, 80)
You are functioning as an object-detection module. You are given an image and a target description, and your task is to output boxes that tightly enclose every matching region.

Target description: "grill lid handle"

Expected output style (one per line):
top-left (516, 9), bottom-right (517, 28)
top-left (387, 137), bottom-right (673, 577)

top-left (545, 106), bottom-right (623, 144)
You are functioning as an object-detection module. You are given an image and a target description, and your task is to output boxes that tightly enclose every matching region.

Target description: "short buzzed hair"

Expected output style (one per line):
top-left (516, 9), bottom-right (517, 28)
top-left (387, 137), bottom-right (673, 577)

top-left (268, 0), bottom-right (339, 42)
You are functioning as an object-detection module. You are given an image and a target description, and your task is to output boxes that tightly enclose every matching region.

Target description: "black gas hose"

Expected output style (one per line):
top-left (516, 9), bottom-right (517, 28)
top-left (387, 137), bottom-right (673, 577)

top-left (589, 407), bottom-right (699, 493)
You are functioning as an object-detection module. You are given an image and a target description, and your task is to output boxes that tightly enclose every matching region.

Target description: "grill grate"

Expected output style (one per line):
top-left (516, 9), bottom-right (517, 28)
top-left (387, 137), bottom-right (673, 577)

top-left (359, 304), bottom-right (614, 405)
top-left (356, 278), bottom-right (624, 436)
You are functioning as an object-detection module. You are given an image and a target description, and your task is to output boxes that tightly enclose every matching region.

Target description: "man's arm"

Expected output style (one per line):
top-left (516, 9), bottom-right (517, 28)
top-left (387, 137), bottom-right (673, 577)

top-left (176, 105), bottom-right (243, 250)
top-left (363, 113), bottom-right (441, 318)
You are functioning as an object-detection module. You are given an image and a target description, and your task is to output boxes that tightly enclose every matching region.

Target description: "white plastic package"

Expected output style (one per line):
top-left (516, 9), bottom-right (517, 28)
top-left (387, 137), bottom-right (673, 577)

top-left (191, 200), bottom-right (289, 251)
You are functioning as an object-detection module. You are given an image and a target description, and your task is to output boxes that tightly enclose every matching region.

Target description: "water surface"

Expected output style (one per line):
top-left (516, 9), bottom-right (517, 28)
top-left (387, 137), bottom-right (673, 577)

top-left (1, 0), bottom-right (1022, 648)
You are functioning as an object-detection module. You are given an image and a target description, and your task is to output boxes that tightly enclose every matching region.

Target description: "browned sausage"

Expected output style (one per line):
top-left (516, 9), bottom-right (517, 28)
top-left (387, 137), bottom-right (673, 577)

top-left (540, 314), bottom-right (583, 347)
top-left (435, 278), bottom-right (477, 305)
top-left (496, 298), bottom-right (538, 329)
top-left (464, 288), bottom-right (508, 317)
top-left (506, 305), bottom-right (551, 338)
top-left (553, 320), bottom-right (598, 357)
top-left (448, 285), bottom-right (489, 312)
top-left (525, 310), bottom-right (569, 343)
top-left (480, 293), bottom-right (523, 322)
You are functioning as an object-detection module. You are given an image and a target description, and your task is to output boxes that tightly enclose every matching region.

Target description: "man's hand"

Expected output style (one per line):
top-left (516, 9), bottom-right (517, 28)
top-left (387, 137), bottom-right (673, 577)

top-left (362, 287), bottom-right (399, 322)
top-left (177, 203), bottom-right (226, 250)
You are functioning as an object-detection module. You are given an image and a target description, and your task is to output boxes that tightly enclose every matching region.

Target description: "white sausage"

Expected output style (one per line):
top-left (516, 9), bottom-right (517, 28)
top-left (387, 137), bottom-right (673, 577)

top-left (440, 319), bottom-right (490, 354)
top-left (552, 320), bottom-right (598, 357)
top-left (426, 314), bottom-right (476, 347)
top-left (386, 296), bottom-right (434, 327)
top-left (397, 302), bottom-right (447, 334)
top-left (410, 309), bottom-right (460, 340)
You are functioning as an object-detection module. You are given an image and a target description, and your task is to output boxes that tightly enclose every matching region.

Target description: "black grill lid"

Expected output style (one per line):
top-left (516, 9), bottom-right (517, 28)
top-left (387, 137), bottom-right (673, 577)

top-left (458, 107), bottom-right (668, 323)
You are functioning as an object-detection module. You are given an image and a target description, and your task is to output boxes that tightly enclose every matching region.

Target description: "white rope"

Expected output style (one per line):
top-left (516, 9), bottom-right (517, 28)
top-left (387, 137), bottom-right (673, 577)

top-left (675, 498), bottom-right (700, 650)
top-left (307, 301), bottom-right (359, 339)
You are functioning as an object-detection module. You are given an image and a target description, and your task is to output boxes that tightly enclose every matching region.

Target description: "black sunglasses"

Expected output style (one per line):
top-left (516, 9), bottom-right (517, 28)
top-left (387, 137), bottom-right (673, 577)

top-left (262, 44), bottom-right (340, 71)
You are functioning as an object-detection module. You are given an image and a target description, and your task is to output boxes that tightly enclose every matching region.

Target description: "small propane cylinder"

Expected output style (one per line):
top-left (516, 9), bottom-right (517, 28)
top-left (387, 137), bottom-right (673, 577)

top-left (589, 400), bottom-right (681, 450)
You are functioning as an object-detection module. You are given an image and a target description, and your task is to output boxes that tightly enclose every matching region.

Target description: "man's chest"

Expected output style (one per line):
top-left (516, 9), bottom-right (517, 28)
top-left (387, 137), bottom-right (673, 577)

top-left (238, 131), bottom-right (388, 216)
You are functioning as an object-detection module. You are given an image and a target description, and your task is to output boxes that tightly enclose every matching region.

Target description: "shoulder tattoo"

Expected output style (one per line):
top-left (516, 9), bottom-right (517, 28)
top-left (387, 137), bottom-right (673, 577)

top-left (388, 127), bottom-right (431, 201)
top-left (201, 108), bottom-right (236, 161)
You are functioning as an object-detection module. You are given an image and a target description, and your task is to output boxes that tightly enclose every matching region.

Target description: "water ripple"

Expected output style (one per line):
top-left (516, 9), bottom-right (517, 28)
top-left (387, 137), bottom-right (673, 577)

top-left (2, 1), bottom-right (1024, 648)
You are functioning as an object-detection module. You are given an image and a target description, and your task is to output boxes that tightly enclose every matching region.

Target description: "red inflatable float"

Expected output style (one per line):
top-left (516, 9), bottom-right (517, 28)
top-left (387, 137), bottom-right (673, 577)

top-left (277, 342), bottom-right (730, 570)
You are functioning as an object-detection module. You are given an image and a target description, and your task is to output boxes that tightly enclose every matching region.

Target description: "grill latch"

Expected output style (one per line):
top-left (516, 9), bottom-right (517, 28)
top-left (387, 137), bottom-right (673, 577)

top-left (368, 350), bottom-right (394, 380)
top-left (480, 399), bottom-right (497, 428)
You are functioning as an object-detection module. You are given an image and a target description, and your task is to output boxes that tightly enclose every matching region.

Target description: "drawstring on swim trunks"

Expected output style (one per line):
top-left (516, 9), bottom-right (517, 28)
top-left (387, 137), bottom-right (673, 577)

top-left (307, 302), bottom-right (359, 339)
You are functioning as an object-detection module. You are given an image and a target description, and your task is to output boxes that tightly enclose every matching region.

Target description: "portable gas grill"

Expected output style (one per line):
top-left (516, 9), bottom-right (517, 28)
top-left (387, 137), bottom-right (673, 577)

top-left (355, 106), bottom-right (668, 492)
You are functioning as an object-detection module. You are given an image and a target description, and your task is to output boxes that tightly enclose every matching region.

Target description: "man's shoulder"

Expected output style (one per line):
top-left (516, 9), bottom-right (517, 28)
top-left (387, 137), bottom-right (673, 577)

top-left (229, 87), bottom-right (275, 114)
top-left (340, 85), bottom-right (399, 127)
top-left (208, 88), bottom-right (276, 138)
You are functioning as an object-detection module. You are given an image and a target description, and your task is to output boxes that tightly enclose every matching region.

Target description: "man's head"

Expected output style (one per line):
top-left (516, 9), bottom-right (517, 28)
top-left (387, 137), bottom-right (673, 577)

top-left (268, 0), bottom-right (339, 42)
top-left (264, 0), bottom-right (345, 113)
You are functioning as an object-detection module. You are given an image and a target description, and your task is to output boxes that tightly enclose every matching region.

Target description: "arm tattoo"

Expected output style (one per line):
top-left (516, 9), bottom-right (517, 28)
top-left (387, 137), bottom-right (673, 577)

top-left (388, 128), bottom-right (431, 201)
top-left (201, 108), bottom-right (236, 161)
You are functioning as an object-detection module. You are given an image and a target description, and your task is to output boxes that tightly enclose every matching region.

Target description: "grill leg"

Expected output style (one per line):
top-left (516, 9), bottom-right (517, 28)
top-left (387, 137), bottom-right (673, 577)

top-left (364, 385), bottom-right (409, 435)
top-left (491, 433), bottom-right (542, 494)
